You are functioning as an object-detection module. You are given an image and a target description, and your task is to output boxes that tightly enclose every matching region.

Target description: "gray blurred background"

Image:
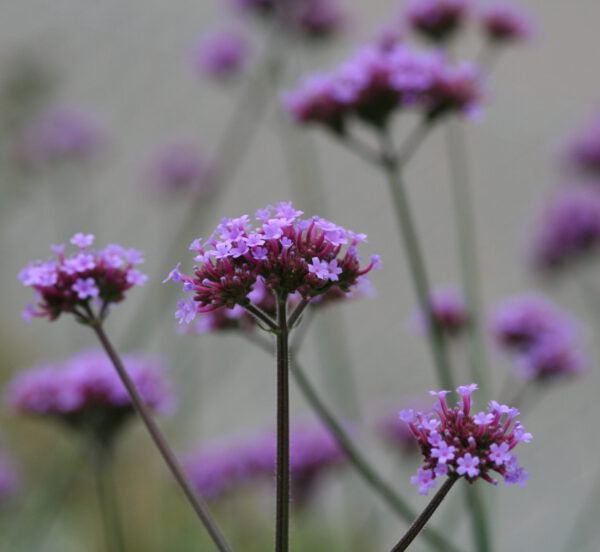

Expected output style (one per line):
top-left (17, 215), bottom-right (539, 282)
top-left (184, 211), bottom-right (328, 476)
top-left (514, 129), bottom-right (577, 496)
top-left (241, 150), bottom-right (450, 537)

top-left (1, 0), bottom-right (600, 550)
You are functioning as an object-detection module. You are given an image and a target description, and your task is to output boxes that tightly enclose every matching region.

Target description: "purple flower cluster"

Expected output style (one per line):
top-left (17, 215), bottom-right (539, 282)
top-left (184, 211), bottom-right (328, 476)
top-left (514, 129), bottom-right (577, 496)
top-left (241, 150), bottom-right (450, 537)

top-left (284, 44), bottom-right (483, 131)
top-left (403, 384), bottom-right (531, 495)
top-left (378, 400), bottom-right (430, 454)
top-left (492, 294), bottom-right (584, 381)
top-left (15, 106), bottom-right (105, 170)
top-left (145, 142), bottom-right (215, 199)
top-left (405, 0), bottom-right (470, 43)
top-left (185, 423), bottom-right (345, 504)
top-left (564, 113), bottom-right (600, 177)
top-left (0, 447), bottom-right (19, 506)
top-left (192, 29), bottom-right (251, 80)
top-left (416, 286), bottom-right (469, 336)
top-left (480, 4), bottom-right (533, 44)
top-left (5, 349), bottom-right (173, 442)
top-left (19, 234), bottom-right (147, 322)
top-left (531, 187), bottom-right (600, 272)
top-left (166, 201), bottom-right (380, 323)
top-left (231, 0), bottom-right (346, 40)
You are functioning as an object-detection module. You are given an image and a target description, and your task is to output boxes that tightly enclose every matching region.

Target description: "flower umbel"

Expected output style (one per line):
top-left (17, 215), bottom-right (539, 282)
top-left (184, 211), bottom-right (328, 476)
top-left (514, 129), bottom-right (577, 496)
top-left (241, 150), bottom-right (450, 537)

top-left (167, 201), bottom-right (379, 323)
top-left (403, 384), bottom-right (531, 495)
top-left (19, 234), bottom-right (147, 322)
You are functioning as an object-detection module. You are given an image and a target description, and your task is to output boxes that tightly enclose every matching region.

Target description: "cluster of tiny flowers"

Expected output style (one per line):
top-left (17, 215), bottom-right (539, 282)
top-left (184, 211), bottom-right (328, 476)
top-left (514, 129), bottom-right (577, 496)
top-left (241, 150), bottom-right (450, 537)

top-left (166, 201), bottom-right (380, 323)
top-left (377, 400), bottom-right (430, 454)
top-left (492, 294), bottom-right (584, 381)
top-left (531, 187), bottom-right (600, 272)
top-left (564, 113), bottom-right (600, 177)
top-left (145, 141), bottom-right (215, 199)
top-left (19, 233), bottom-right (147, 322)
top-left (15, 106), bottom-right (105, 170)
top-left (284, 43), bottom-right (483, 132)
top-left (231, 0), bottom-right (346, 40)
top-left (403, 384), bottom-right (531, 495)
top-left (405, 0), bottom-right (470, 43)
top-left (5, 349), bottom-right (173, 441)
top-left (185, 423), bottom-right (345, 504)
top-left (479, 3), bottom-right (533, 44)
top-left (191, 29), bottom-right (251, 80)
top-left (415, 286), bottom-right (469, 336)
top-left (0, 446), bottom-right (19, 506)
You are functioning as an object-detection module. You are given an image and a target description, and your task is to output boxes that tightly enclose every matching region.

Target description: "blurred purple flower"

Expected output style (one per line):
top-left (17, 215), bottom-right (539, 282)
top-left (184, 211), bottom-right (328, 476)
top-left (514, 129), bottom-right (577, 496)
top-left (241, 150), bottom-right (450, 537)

top-left (0, 447), bottom-right (19, 506)
top-left (564, 113), bottom-right (600, 177)
top-left (480, 3), bottom-right (533, 44)
top-left (414, 286), bottom-right (469, 336)
top-left (191, 29), bottom-right (251, 80)
top-left (15, 106), bottom-right (105, 169)
top-left (405, 0), bottom-right (470, 43)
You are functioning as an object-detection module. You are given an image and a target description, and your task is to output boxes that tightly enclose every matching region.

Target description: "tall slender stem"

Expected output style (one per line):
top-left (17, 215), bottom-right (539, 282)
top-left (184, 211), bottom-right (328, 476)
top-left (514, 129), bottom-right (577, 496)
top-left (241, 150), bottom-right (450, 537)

top-left (379, 129), bottom-right (454, 390)
top-left (445, 120), bottom-right (488, 395)
top-left (90, 321), bottom-right (233, 552)
top-left (391, 476), bottom-right (459, 552)
top-left (462, 481), bottom-right (491, 552)
top-left (275, 294), bottom-right (290, 552)
top-left (92, 445), bottom-right (126, 552)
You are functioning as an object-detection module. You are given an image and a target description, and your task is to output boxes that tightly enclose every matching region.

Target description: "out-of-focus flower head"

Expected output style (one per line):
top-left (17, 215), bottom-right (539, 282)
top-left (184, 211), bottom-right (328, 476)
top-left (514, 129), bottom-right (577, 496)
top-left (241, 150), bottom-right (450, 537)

top-left (284, 44), bottom-right (483, 132)
top-left (191, 29), bottom-right (251, 80)
top-left (185, 423), bottom-right (345, 505)
top-left (564, 113), bottom-right (600, 177)
top-left (15, 106), bottom-right (105, 170)
top-left (414, 286), bottom-right (469, 337)
top-left (405, 0), bottom-right (470, 43)
top-left (377, 399), bottom-right (431, 454)
top-left (0, 446), bottom-right (19, 506)
top-left (166, 201), bottom-right (380, 325)
top-left (530, 187), bottom-right (600, 272)
top-left (145, 141), bottom-right (215, 199)
top-left (479, 3), bottom-right (533, 45)
top-left (19, 234), bottom-right (147, 322)
top-left (5, 349), bottom-right (174, 445)
top-left (404, 384), bottom-right (531, 495)
top-left (491, 294), bottom-right (585, 382)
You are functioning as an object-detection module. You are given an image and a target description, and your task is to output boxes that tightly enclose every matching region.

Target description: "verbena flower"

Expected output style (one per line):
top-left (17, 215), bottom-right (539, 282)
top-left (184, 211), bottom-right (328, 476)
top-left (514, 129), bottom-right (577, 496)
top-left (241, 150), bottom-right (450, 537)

top-left (414, 286), bottom-right (469, 336)
top-left (530, 187), bottom-right (600, 272)
top-left (491, 294), bottom-right (584, 381)
top-left (564, 113), bottom-right (600, 177)
top-left (284, 44), bottom-right (483, 131)
top-left (191, 29), bottom-right (251, 80)
top-left (5, 349), bottom-right (174, 444)
top-left (0, 446), bottom-right (19, 506)
top-left (405, 0), bottom-right (470, 43)
top-left (19, 234), bottom-right (147, 322)
top-left (403, 384), bottom-right (531, 495)
top-left (185, 423), bottom-right (345, 504)
top-left (166, 201), bottom-right (380, 323)
top-left (479, 3), bottom-right (533, 44)
top-left (377, 399), bottom-right (430, 454)
top-left (15, 106), bottom-right (105, 170)
top-left (145, 141), bottom-right (215, 198)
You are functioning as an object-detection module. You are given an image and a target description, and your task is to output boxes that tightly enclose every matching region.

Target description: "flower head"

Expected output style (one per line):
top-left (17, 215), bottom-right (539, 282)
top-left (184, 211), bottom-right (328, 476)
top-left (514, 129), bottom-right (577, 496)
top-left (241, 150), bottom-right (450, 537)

top-left (564, 113), bottom-right (600, 177)
top-left (405, 0), bottom-right (470, 43)
top-left (405, 384), bottom-right (531, 494)
top-left (145, 141), bottom-right (215, 198)
top-left (19, 234), bottom-right (146, 322)
top-left (15, 106), bottom-right (105, 170)
top-left (480, 4), bottom-right (533, 44)
top-left (5, 350), bottom-right (174, 445)
top-left (414, 286), bottom-right (469, 336)
top-left (191, 29), bottom-right (251, 80)
top-left (166, 202), bottom-right (379, 323)
top-left (530, 187), bottom-right (600, 272)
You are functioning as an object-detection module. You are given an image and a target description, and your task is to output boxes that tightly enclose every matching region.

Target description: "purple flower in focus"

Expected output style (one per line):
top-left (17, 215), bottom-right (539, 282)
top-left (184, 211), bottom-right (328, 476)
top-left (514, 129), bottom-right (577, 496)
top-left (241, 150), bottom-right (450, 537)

top-left (480, 3), bottom-right (533, 44)
top-left (145, 141), bottom-right (215, 198)
top-left (15, 106), bottom-right (105, 169)
top-left (5, 349), bottom-right (174, 444)
top-left (531, 187), bottom-right (600, 272)
top-left (19, 234), bottom-right (147, 321)
top-left (185, 423), bottom-right (345, 505)
top-left (491, 294), bottom-right (585, 382)
top-left (192, 29), bottom-right (251, 80)
top-left (404, 384), bottom-right (531, 495)
top-left (405, 0), bottom-right (470, 43)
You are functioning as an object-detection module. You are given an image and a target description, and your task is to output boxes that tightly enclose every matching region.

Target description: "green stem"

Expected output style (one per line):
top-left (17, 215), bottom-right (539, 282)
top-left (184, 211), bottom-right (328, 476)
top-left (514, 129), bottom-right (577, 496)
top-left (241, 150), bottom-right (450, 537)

top-left (391, 476), bottom-right (459, 552)
top-left (379, 129), bottom-right (454, 390)
top-left (463, 484), bottom-right (492, 552)
top-left (92, 445), bottom-right (126, 552)
top-left (275, 294), bottom-right (290, 552)
top-left (91, 320), bottom-right (234, 552)
top-left (445, 120), bottom-right (488, 396)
